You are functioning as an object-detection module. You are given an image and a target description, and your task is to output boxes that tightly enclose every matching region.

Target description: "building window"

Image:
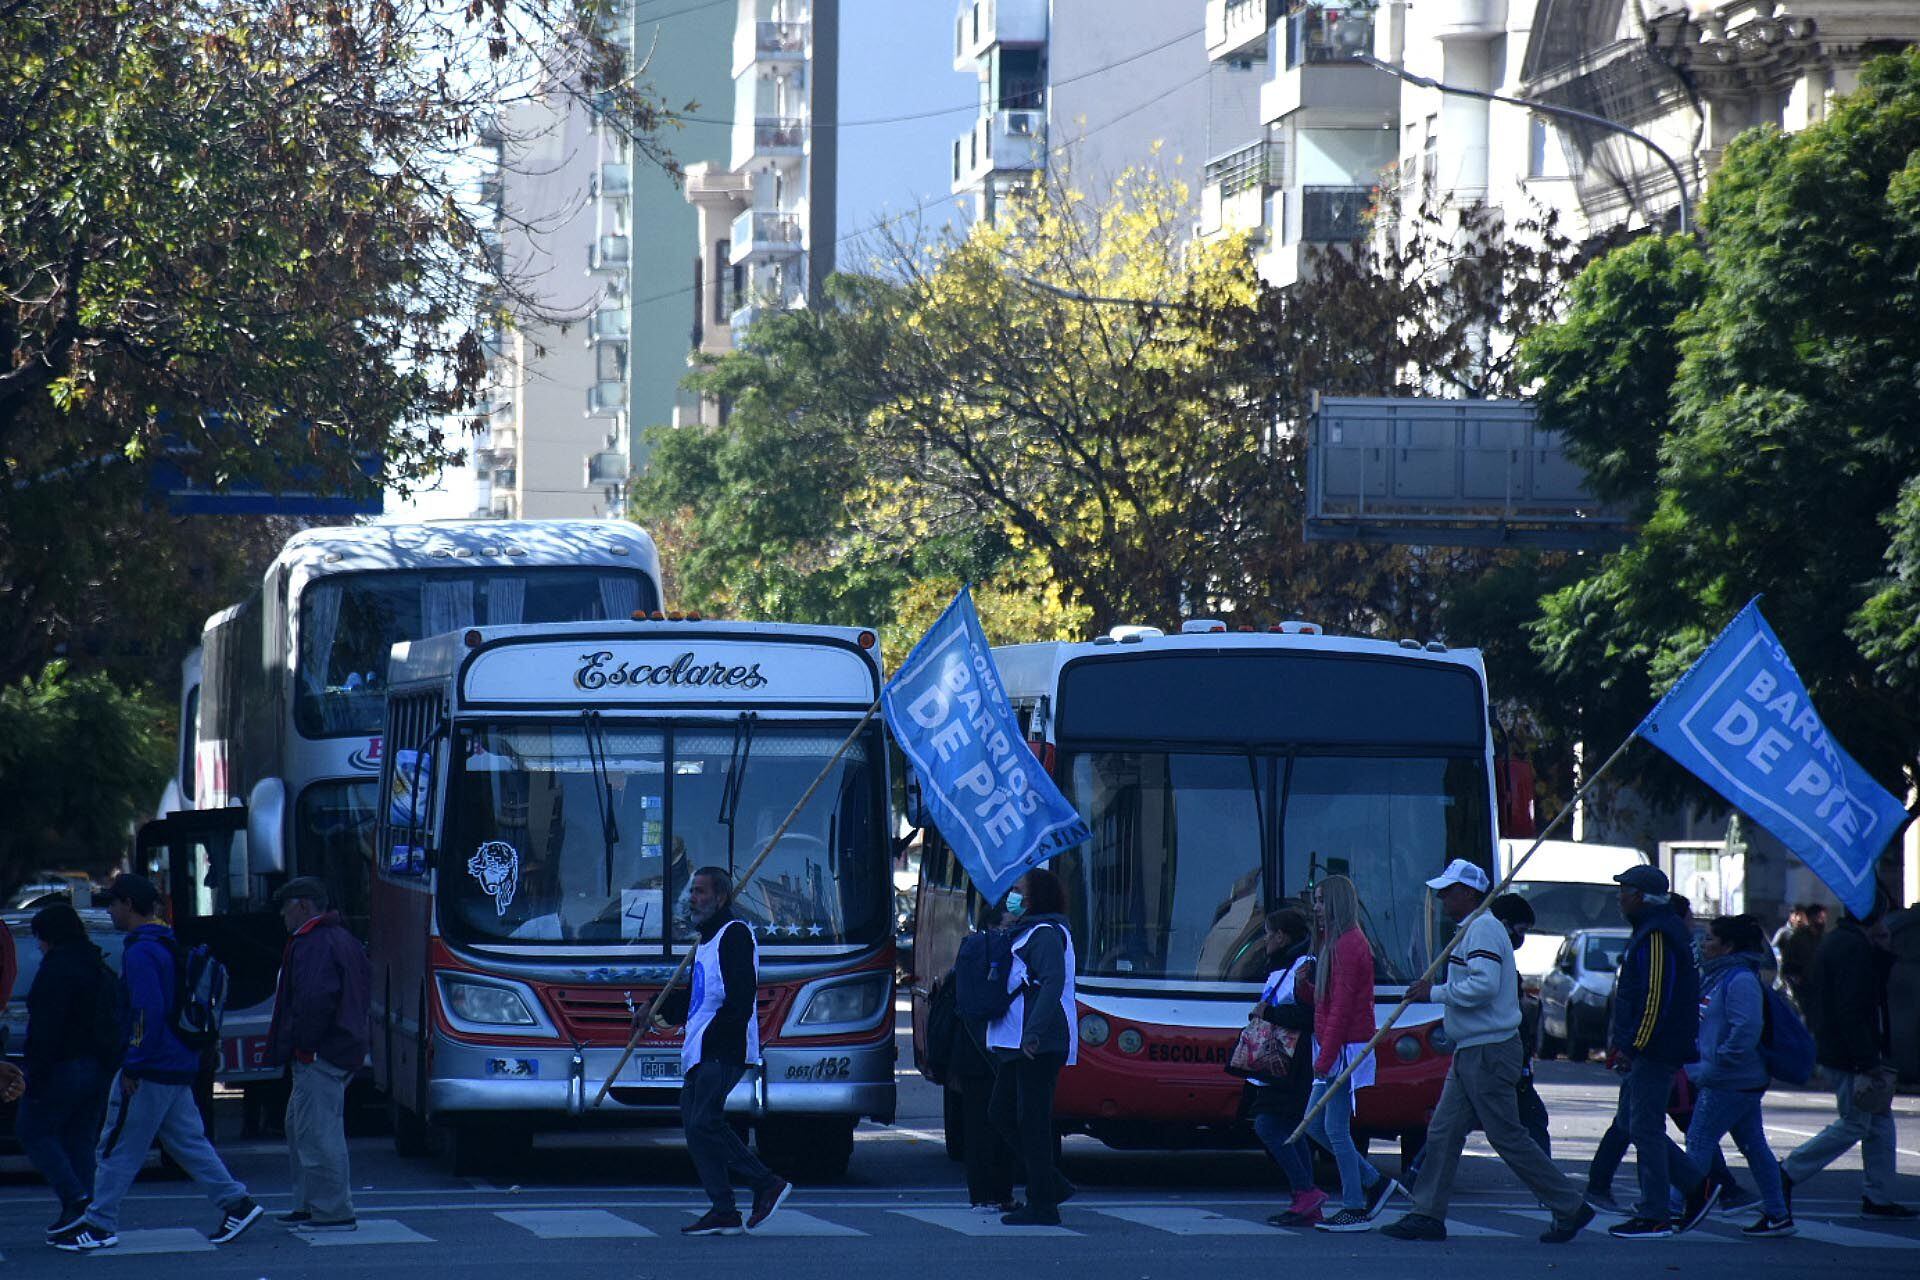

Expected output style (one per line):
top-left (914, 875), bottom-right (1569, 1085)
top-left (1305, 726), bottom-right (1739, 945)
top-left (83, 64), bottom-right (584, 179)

top-left (714, 239), bottom-right (731, 324)
top-left (1528, 116), bottom-right (1548, 178)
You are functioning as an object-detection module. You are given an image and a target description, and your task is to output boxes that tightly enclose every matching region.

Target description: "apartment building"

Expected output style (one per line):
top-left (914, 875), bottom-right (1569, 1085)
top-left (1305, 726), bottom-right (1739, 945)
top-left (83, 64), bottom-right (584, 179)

top-left (678, 0), bottom-right (838, 422)
top-left (950, 0), bottom-right (1253, 222)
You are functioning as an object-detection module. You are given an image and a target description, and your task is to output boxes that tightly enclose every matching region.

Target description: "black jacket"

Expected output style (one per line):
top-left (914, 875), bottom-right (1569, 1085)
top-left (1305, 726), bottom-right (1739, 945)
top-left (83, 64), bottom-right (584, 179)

top-left (1807, 918), bottom-right (1891, 1073)
top-left (658, 909), bottom-right (757, 1066)
top-left (1609, 903), bottom-right (1699, 1067)
top-left (267, 911), bottom-right (372, 1072)
top-left (1245, 942), bottom-right (1315, 1117)
top-left (24, 940), bottom-right (114, 1088)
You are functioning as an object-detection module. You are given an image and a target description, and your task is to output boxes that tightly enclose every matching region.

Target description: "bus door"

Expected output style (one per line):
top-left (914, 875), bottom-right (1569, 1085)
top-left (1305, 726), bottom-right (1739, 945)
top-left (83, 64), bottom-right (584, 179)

top-left (134, 811), bottom-right (284, 1031)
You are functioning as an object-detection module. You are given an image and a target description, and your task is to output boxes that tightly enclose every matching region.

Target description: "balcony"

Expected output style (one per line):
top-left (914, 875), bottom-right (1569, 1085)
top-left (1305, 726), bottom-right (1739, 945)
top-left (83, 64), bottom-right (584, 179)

top-left (1262, 15), bottom-right (1396, 126)
top-left (730, 287), bottom-right (807, 345)
top-left (586, 379), bottom-right (627, 416)
top-left (592, 162), bottom-right (630, 200)
top-left (953, 0), bottom-right (1048, 70)
top-left (754, 115), bottom-right (806, 155)
top-left (1285, 6), bottom-right (1374, 67)
top-left (590, 306), bottom-right (629, 342)
top-left (586, 449), bottom-right (628, 487)
top-left (1300, 185), bottom-right (1371, 242)
top-left (736, 18), bottom-right (808, 73)
top-left (1200, 139), bottom-right (1282, 241)
top-left (1206, 0), bottom-right (1276, 63)
top-left (729, 210), bottom-right (805, 262)
top-left (951, 108), bottom-right (1046, 192)
top-left (588, 233), bottom-right (629, 274)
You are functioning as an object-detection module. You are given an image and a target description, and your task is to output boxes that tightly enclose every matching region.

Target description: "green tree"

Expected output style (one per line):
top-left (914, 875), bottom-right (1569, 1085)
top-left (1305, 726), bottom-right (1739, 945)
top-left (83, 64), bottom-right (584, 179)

top-left (1527, 48), bottom-right (1920, 807)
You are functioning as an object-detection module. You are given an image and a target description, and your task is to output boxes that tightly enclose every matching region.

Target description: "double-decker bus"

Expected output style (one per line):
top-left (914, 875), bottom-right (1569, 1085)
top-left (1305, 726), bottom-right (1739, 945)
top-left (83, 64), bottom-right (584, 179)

top-left (146, 520), bottom-right (662, 1090)
top-left (912, 620), bottom-right (1500, 1162)
top-left (371, 619), bottom-right (896, 1176)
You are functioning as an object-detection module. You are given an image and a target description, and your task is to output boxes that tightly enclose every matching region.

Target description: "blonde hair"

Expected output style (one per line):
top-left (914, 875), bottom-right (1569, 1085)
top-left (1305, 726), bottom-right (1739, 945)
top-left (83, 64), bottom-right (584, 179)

top-left (1313, 874), bottom-right (1363, 1004)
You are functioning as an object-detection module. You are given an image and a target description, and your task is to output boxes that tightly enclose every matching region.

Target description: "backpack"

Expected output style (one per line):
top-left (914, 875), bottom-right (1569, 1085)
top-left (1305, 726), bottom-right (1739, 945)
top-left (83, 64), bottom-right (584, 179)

top-left (168, 940), bottom-right (229, 1052)
top-left (923, 971), bottom-right (958, 1086)
top-left (89, 955), bottom-right (125, 1065)
top-left (1758, 981), bottom-right (1815, 1085)
top-left (953, 927), bottom-right (1019, 1023)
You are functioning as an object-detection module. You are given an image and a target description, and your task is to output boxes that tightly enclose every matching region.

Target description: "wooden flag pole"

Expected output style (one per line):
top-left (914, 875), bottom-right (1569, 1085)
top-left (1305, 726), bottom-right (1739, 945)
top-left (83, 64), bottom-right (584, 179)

top-left (1284, 730), bottom-right (1641, 1146)
top-left (592, 699), bottom-right (882, 1108)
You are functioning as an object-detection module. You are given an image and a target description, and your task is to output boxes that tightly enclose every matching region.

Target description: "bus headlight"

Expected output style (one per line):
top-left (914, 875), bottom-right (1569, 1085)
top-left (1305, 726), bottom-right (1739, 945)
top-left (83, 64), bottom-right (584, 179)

top-left (1078, 1013), bottom-right (1111, 1047)
top-left (786, 972), bottom-right (891, 1035)
top-left (440, 975), bottom-right (539, 1027)
top-left (1393, 1033), bottom-right (1424, 1063)
top-left (1116, 1028), bottom-right (1144, 1055)
top-left (1427, 1025), bottom-right (1453, 1053)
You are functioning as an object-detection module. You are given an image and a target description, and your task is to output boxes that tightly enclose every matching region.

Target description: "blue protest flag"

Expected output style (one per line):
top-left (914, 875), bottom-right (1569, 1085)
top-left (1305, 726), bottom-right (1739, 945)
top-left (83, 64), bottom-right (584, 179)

top-left (882, 587), bottom-right (1092, 906)
top-left (1636, 598), bottom-right (1910, 918)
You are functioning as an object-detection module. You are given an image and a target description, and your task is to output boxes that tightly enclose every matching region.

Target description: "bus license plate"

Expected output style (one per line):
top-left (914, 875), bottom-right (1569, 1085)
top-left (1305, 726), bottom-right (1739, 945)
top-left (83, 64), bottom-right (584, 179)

top-left (633, 1056), bottom-right (679, 1082)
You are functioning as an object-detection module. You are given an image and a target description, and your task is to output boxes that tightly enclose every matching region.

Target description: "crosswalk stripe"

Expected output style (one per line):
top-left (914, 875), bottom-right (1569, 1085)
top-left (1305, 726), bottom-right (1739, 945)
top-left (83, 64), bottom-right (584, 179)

top-left (1091, 1207), bottom-right (1272, 1235)
top-left (889, 1208), bottom-right (1081, 1237)
top-left (104, 1228), bottom-right (216, 1255)
top-left (1789, 1219), bottom-right (1919, 1250)
top-left (498, 1209), bottom-right (654, 1238)
top-left (735, 1209), bottom-right (866, 1238)
top-left (297, 1219), bottom-right (435, 1247)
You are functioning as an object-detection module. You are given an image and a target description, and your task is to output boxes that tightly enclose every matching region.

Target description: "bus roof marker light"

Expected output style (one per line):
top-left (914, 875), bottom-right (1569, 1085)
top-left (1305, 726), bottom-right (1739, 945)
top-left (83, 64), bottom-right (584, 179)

top-left (1276, 620), bottom-right (1320, 635)
top-left (464, 629), bottom-right (484, 649)
top-left (609, 545), bottom-right (630, 556)
top-left (1108, 625), bottom-right (1164, 642)
top-left (630, 610), bottom-right (648, 621)
top-left (666, 611), bottom-right (684, 621)
top-left (649, 610), bottom-right (666, 621)
top-left (686, 611), bottom-right (703, 622)
top-left (857, 630), bottom-right (876, 650)
top-left (1398, 638), bottom-right (1421, 650)
top-left (1425, 641), bottom-right (1448, 653)
top-left (1180, 619), bottom-right (1227, 634)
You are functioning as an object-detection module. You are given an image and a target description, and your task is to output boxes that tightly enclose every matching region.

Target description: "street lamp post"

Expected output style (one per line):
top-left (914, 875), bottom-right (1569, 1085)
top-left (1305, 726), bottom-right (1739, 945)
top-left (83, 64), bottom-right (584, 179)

top-left (1356, 53), bottom-right (1695, 237)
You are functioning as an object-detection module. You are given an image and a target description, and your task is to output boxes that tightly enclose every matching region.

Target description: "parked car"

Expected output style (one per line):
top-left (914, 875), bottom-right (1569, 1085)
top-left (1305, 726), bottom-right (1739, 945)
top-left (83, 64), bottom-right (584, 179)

top-left (1500, 839), bottom-right (1647, 992)
top-left (1536, 926), bottom-right (1630, 1061)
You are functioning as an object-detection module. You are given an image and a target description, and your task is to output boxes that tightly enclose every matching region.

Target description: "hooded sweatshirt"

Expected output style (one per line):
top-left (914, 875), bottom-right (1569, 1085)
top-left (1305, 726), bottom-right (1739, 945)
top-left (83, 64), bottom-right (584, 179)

top-left (1687, 948), bottom-right (1770, 1092)
top-left (119, 922), bottom-right (201, 1084)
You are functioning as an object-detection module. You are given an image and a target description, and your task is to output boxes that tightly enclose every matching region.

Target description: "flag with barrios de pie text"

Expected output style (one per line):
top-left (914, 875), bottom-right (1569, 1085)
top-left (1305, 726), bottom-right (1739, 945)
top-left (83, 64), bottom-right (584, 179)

top-left (1636, 598), bottom-right (1910, 918)
top-left (882, 588), bottom-right (1091, 905)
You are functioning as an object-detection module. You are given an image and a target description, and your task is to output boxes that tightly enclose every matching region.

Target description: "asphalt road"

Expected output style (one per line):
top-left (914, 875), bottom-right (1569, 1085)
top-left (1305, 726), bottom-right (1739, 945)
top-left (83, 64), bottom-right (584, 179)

top-left (2, 1007), bottom-right (1915, 1277)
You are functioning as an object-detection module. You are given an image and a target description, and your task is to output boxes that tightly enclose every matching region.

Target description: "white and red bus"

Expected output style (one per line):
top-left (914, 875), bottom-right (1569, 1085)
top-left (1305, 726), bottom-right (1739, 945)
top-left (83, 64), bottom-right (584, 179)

top-left (913, 620), bottom-right (1504, 1161)
top-left (371, 619), bottom-right (896, 1176)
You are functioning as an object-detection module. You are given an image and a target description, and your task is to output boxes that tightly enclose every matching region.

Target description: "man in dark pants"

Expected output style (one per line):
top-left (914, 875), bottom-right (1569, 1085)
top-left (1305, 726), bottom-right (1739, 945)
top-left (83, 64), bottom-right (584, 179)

top-left (654, 868), bottom-right (790, 1236)
top-left (985, 869), bottom-right (1076, 1227)
top-left (1606, 866), bottom-right (1717, 1240)
top-left (951, 908), bottom-right (1016, 1212)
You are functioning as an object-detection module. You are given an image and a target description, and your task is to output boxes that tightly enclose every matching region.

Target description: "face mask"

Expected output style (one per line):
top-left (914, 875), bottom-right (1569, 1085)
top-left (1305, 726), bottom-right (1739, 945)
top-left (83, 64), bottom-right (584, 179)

top-left (1005, 891), bottom-right (1026, 917)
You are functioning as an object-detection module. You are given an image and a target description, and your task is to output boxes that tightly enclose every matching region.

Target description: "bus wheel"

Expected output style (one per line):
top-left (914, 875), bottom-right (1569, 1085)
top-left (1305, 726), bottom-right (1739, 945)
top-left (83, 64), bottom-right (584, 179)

top-left (450, 1121), bottom-right (533, 1177)
top-left (757, 1116), bottom-right (856, 1181)
top-left (942, 1085), bottom-right (965, 1162)
top-left (391, 1100), bottom-right (432, 1159)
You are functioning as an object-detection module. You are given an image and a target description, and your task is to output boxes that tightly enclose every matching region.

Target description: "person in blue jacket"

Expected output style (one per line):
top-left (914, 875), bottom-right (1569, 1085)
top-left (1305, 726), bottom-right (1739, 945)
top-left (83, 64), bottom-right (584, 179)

top-left (51, 875), bottom-right (262, 1253)
top-left (1685, 914), bottom-right (1794, 1239)
top-left (1605, 865), bottom-right (1716, 1240)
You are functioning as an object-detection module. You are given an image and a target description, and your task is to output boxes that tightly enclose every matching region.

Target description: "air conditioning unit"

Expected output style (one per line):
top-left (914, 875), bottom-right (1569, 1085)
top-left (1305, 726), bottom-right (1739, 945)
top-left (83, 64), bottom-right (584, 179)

top-left (587, 380), bottom-right (627, 416)
top-left (586, 449), bottom-right (628, 486)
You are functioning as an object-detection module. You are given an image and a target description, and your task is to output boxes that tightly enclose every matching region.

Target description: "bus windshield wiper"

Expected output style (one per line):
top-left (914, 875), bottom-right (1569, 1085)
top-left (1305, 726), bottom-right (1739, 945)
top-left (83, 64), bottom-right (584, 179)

top-left (582, 711), bottom-right (620, 890)
top-left (716, 711), bottom-right (756, 877)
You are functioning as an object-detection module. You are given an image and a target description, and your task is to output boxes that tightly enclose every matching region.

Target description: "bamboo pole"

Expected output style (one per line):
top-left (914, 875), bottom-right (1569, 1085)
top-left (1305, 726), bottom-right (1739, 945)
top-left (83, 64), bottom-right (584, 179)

top-left (1285, 731), bottom-right (1641, 1145)
top-left (591, 699), bottom-right (882, 1108)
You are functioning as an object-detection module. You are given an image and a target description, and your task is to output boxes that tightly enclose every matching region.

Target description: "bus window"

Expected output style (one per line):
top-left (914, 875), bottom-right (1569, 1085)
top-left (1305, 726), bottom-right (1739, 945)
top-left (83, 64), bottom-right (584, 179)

top-left (296, 782), bottom-right (381, 938)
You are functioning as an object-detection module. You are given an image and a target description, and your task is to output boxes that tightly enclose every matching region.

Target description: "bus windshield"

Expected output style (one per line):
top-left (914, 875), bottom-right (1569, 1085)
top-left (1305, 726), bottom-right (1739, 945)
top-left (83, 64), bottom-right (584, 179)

top-left (440, 720), bottom-right (885, 950)
top-left (296, 568), bottom-right (660, 738)
top-left (1057, 751), bottom-right (1490, 984)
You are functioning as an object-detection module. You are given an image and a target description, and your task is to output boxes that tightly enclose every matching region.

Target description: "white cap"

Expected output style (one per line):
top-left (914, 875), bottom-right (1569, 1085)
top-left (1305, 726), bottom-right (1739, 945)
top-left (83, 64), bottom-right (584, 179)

top-left (1425, 859), bottom-right (1491, 893)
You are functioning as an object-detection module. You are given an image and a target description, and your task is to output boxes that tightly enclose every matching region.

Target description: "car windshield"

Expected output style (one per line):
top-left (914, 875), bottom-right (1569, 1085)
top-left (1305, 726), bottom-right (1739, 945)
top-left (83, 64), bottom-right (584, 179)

top-left (296, 568), bottom-right (659, 738)
top-left (1055, 751), bottom-right (1490, 984)
top-left (440, 720), bottom-right (886, 950)
top-left (1582, 934), bottom-right (1629, 972)
top-left (1512, 881), bottom-right (1623, 937)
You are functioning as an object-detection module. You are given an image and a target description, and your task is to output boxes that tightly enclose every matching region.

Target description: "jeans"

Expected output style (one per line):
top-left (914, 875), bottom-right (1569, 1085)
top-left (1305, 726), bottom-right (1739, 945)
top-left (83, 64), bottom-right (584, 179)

top-left (1590, 1104), bottom-right (1733, 1200)
top-left (1410, 1037), bottom-right (1584, 1222)
top-left (989, 1052), bottom-right (1068, 1211)
top-left (680, 1061), bottom-right (778, 1214)
top-left (955, 1069), bottom-right (1015, 1205)
top-left (1252, 1110), bottom-right (1315, 1195)
top-left (88, 1073), bottom-right (248, 1234)
top-left (1304, 1076), bottom-right (1385, 1210)
top-left (287, 1059), bottom-right (354, 1221)
top-left (1781, 1070), bottom-right (1900, 1204)
top-left (1620, 1057), bottom-right (1704, 1221)
top-left (16, 1057), bottom-right (109, 1207)
top-left (1686, 1088), bottom-right (1786, 1218)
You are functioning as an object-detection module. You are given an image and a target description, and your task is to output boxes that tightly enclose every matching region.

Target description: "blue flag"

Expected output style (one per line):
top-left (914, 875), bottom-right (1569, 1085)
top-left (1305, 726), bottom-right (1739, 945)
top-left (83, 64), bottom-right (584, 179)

top-left (882, 588), bottom-right (1092, 906)
top-left (1636, 599), bottom-right (1909, 918)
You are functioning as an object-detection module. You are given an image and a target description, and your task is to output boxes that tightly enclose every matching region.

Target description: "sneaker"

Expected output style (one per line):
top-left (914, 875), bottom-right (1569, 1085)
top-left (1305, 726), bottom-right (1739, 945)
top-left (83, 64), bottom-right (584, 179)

top-left (1742, 1213), bottom-right (1797, 1238)
top-left (747, 1178), bottom-right (792, 1231)
top-left (1678, 1181), bottom-right (1722, 1234)
top-left (1584, 1190), bottom-right (1623, 1215)
top-left (1607, 1217), bottom-right (1675, 1240)
top-left (1540, 1202), bottom-right (1596, 1244)
top-left (682, 1209), bottom-right (744, 1236)
top-left (1362, 1177), bottom-right (1404, 1221)
top-left (1861, 1199), bottom-right (1918, 1219)
top-left (1001, 1203), bottom-right (1062, 1227)
top-left (1380, 1213), bottom-right (1447, 1241)
top-left (47, 1199), bottom-right (91, 1239)
top-left (276, 1210), bottom-right (313, 1226)
top-left (50, 1223), bottom-right (118, 1252)
top-left (210, 1198), bottom-right (264, 1245)
top-left (1315, 1207), bottom-right (1375, 1234)
top-left (1268, 1188), bottom-right (1328, 1228)
top-left (293, 1218), bottom-right (357, 1232)
top-left (972, 1201), bottom-right (1016, 1215)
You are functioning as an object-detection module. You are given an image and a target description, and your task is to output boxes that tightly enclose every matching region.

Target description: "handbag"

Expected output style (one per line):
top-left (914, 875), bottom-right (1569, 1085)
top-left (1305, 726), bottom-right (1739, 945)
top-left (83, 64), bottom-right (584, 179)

top-left (1227, 1017), bottom-right (1299, 1080)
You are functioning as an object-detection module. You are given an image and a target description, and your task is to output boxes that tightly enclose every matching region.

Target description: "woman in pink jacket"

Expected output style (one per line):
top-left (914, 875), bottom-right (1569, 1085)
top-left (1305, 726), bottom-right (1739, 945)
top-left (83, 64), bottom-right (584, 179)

top-left (1303, 875), bottom-right (1403, 1232)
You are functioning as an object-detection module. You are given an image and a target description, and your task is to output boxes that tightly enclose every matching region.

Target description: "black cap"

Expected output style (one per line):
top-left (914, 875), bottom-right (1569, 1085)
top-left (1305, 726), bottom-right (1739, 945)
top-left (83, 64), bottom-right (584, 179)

top-left (1614, 864), bottom-right (1669, 896)
top-left (274, 876), bottom-right (330, 909)
top-left (105, 873), bottom-right (161, 914)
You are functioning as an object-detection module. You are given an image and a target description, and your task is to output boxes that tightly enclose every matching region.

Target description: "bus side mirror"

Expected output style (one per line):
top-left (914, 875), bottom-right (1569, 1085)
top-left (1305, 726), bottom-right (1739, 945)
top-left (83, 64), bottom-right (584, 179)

top-left (903, 770), bottom-right (928, 831)
top-left (246, 778), bottom-right (287, 874)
